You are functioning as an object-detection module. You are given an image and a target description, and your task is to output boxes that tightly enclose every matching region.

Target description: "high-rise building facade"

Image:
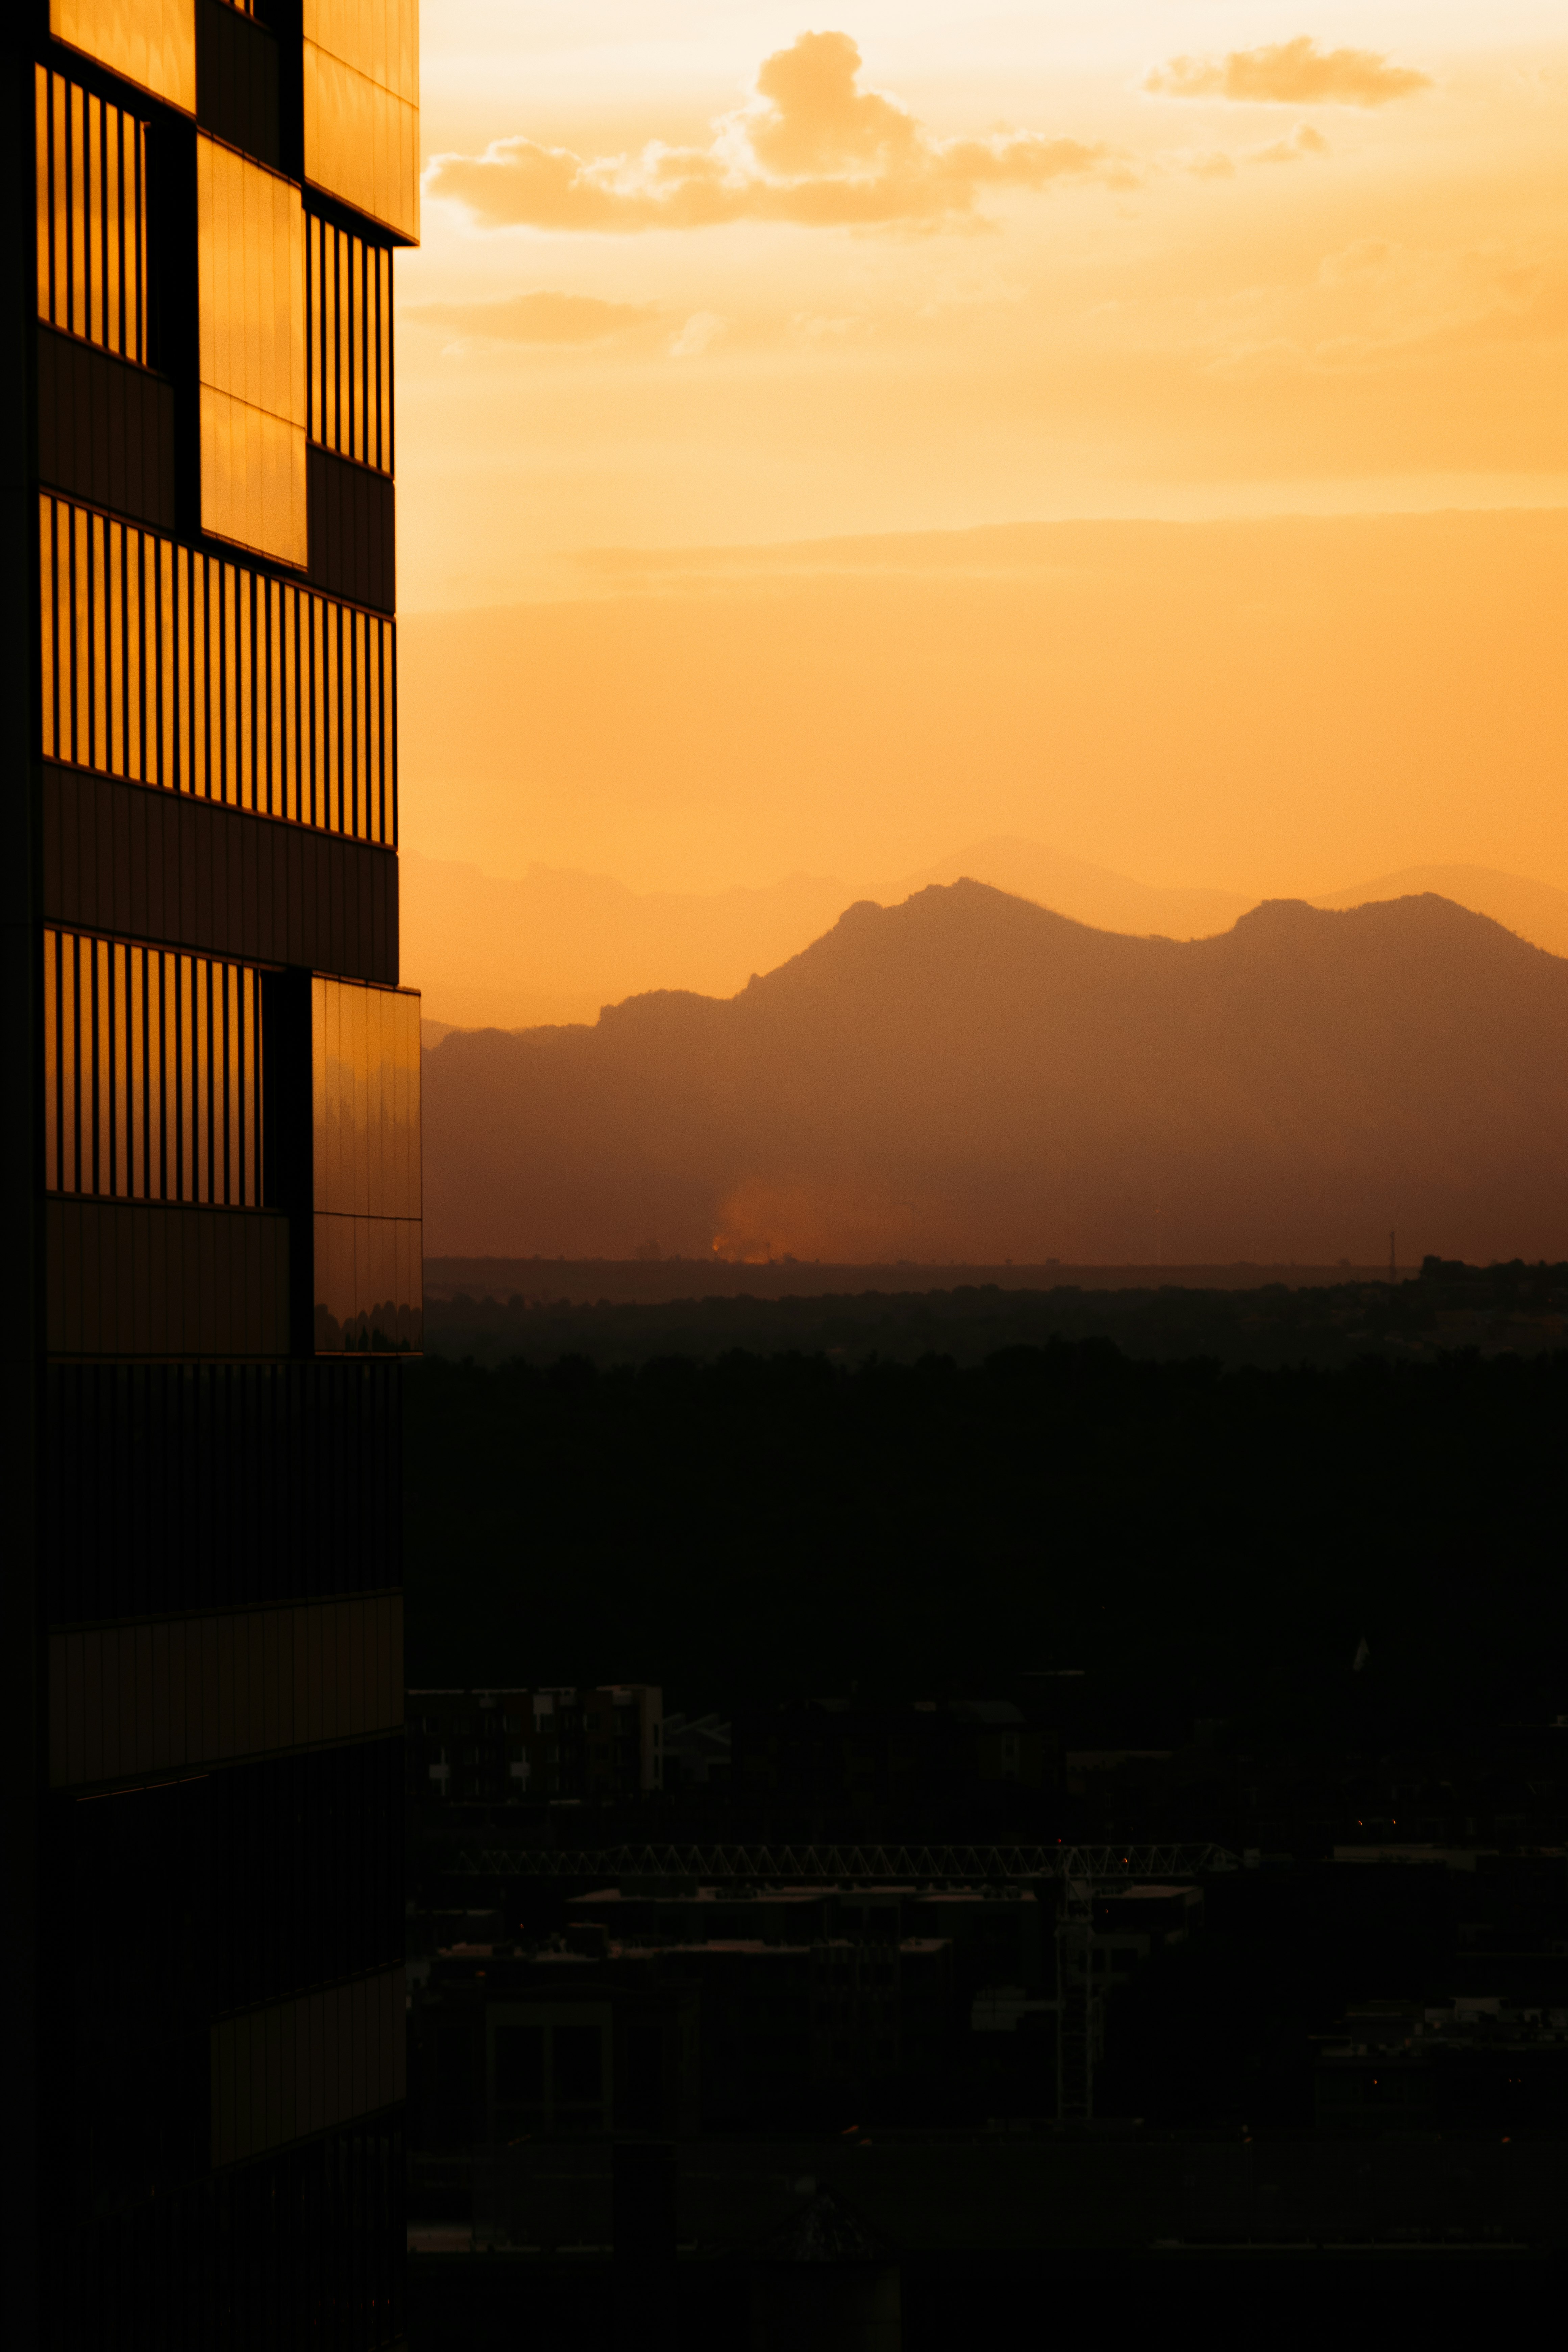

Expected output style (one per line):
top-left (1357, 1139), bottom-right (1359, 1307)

top-left (2, 6), bottom-right (420, 2344)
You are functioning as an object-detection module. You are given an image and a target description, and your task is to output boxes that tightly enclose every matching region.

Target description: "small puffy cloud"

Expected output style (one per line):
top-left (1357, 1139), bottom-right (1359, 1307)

top-left (426, 31), bottom-right (1119, 234)
top-left (790, 311), bottom-right (867, 342)
top-left (668, 311), bottom-right (724, 358)
top-left (1147, 38), bottom-right (1431, 109)
top-left (401, 291), bottom-right (657, 343)
top-left (1254, 124), bottom-right (1331, 165)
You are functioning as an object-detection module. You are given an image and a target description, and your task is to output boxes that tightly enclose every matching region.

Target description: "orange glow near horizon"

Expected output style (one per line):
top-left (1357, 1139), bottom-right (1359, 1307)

top-left (396, 6), bottom-right (1568, 1014)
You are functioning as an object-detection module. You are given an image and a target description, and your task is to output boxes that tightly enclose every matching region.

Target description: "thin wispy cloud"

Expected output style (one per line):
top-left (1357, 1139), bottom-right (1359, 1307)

top-left (425, 31), bottom-right (1121, 234)
top-left (1171, 124), bottom-right (1331, 179)
top-left (402, 292), bottom-right (658, 343)
top-left (1147, 38), bottom-right (1431, 109)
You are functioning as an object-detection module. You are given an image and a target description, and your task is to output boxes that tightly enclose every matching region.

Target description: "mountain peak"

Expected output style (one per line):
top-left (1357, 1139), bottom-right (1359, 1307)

top-left (423, 882), bottom-right (1568, 1264)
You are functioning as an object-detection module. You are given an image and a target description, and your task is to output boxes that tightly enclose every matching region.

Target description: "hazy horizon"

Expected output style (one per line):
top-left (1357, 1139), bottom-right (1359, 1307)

top-left (408, 839), bottom-right (1568, 1034)
top-left (399, 8), bottom-right (1568, 1258)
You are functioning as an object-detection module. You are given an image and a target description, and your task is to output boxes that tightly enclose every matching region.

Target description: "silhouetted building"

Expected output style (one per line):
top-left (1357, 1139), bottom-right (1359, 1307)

top-left (660, 1709), bottom-right (732, 1790)
top-left (3, 6), bottom-right (420, 2342)
top-left (408, 1685), bottom-right (665, 1805)
top-left (731, 1699), bottom-right (1053, 1824)
top-left (409, 1927), bottom-right (953, 2146)
top-left (1314, 1997), bottom-right (1568, 2130)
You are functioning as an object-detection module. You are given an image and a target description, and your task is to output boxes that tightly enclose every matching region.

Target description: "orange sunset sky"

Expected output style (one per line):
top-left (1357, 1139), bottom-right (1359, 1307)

top-left (395, 5), bottom-right (1568, 1022)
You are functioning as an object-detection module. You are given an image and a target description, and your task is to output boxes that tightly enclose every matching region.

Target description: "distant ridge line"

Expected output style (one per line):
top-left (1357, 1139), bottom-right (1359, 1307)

top-left (448, 1842), bottom-right (1238, 1882)
top-left (424, 1260), bottom-right (1397, 1304)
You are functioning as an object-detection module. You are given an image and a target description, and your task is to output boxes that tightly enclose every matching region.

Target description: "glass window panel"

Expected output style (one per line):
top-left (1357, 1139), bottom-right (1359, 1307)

top-left (302, 6), bottom-right (420, 244)
top-left (368, 619), bottom-right (382, 840)
top-left (311, 977), bottom-right (328, 1206)
top-left (281, 582), bottom-right (297, 820)
top-left (50, 0), bottom-right (196, 115)
top-left (221, 562), bottom-right (236, 804)
top-left (381, 246), bottom-right (393, 471)
top-left (195, 958), bottom-right (211, 1202)
top-left (72, 504), bottom-right (89, 769)
top-left (163, 535), bottom-right (178, 789)
top-left (89, 511), bottom-right (106, 775)
top-left (90, 938), bottom-right (107, 1194)
top-left (129, 946), bottom-right (146, 1200)
top-left (44, 931), bottom-right (60, 1194)
top-left (350, 238), bottom-right (363, 461)
top-left (37, 492), bottom-right (393, 844)
top-left (200, 391), bottom-right (308, 571)
top-left (174, 955), bottom-right (191, 1199)
top-left (107, 106), bottom-right (123, 353)
top-left (191, 549), bottom-right (208, 799)
top-left (310, 595), bottom-right (324, 827)
top-left (198, 137), bottom-right (307, 566)
top-left (106, 520), bottom-right (124, 779)
top-left (125, 532), bottom-right (142, 782)
top-left (403, 990), bottom-right (422, 1214)
top-left (312, 981), bottom-right (422, 1234)
top-left (224, 966), bottom-right (238, 1203)
top-left (111, 941), bottom-right (128, 1198)
top-left (156, 951), bottom-right (172, 1198)
top-left (62, 934), bottom-right (78, 1194)
top-left (312, 1216), bottom-right (421, 1353)
top-left (40, 500), bottom-right (57, 762)
top-left (308, 213), bottom-right (322, 443)
top-left (49, 74), bottom-right (68, 334)
top-left (55, 506), bottom-right (72, 766)
top-left (352, 983), bottom-right (369, 1215)
top-left (365, 984), bottom-right (384, 1217)
top-left (305, 0), bottom-right (419, 108)
top-left (35, 68), bottom-right (51, 324)
top-left (86, 94), bottom-right (103, 346)
top-left (69, 81), bottom-right (86, 338)
top-left (235, 567), bottom-right (250, 808)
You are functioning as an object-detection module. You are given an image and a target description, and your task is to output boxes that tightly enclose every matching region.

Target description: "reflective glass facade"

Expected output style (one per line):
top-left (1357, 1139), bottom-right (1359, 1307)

top-left (308, 211), bottom-right (393, 470)
top-left (313, 975), bottom-right (422, 1350)
top-left (43, 928), bottom-right (264, 1205)
top-left (197, 133), bottom-right (307, 564)
top-left (35, 65), bottom-right (149, 362)
top-left (39, 492), bottom-right (397, 839)
top-left (7, 8), bottom-right (419, 2343)
top-left (50, 0), bottom-right (196, 113)
top-left (303, 0), bottom-right (419, 241)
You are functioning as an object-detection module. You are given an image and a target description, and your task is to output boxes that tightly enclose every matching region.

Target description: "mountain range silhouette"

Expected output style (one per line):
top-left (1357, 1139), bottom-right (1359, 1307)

top-left (421, 884), bottom-right (1568, 1266)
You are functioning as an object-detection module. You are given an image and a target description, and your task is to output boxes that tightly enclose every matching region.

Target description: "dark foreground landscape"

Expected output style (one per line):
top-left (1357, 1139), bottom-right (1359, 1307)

top-left (408, 1259), bottom-right (1566, 1713)
top-left (406, 1264), bottom-right (1568, 2335)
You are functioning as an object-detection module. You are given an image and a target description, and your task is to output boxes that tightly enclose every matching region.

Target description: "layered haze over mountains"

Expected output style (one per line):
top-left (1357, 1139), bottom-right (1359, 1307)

top-left (400, 11), bottom-right (1568, 1268)
top-left (422, 885), bottom-right (1568, 1267)
top-left (407, 841), bottom-right (1568, 1036)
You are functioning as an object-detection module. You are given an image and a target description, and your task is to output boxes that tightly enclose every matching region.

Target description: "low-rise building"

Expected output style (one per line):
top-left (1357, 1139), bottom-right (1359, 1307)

top-left (661, 1711), bottom-right (732, 1788)
top-left (409, 1927), bottom-right (956, 2140)
top-left (407, 1684), bottom-right (663, 1805)
top-left (1314, 1995), bottom-right (1568, 2129)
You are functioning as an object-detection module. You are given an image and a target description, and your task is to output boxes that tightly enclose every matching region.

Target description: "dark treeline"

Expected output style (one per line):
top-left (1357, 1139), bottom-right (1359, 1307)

top-left (404, 1337), bottom-right (1568, 1725)
top-left (422, 1262), bottom-right (1564, 1372)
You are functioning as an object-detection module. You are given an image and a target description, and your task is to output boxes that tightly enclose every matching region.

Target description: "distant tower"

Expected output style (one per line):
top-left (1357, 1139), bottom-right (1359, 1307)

top-left (1389, 1230), bottom-right (1397, 1282)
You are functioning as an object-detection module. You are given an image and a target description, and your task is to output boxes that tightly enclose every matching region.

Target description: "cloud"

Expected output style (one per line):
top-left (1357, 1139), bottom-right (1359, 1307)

top-left (1184, 235), bottom-right (1568, 384)
top-left (425, 31), bottom-right (1119, 234)
top-left (1254, 125), bottom-right (1331, 165)
top-left (1169, 125), bottom-right (1329, 179)
top-left (401, 291), bottom-right (658, 343)
top-left (668, 311), bottom-right (725, 358)
top-left (1147, 38), bottom-right (1431, 109)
